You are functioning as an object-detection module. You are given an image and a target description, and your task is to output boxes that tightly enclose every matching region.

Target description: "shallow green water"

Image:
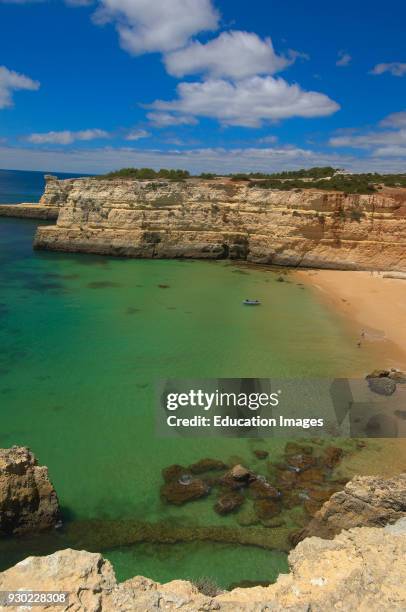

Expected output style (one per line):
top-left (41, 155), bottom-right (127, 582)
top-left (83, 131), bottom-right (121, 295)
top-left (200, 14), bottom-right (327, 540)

top-left (0, 218), bottom-right (377, 587)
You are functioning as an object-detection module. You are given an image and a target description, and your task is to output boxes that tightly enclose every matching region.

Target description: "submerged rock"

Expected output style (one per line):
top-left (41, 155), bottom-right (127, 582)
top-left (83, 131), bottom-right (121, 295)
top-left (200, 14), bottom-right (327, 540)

top-left (0, 446), bottom-right (60, 536)
top-left (284, 442), bottom-right (313, 457)
top-left (188, 458), bottom-right (228, 474)
top-left (162, 464), bottom-right (188, 483)
top-left (254, 498), bottom-right (281, 521)
top-left (161, 479), bottom-right (210, 505)
top-left (248, 479), bottom-right (281, 500)
top-left (214, 492), bottom-right (245, 515)
top-left (322, 446), bottom-right (344, 469)
top-left (286, 453), bottom-right (316, 472)
top-left (219, 464), bottom-right (256, 490)
top-left (253, 449), bottom-right (269, 459)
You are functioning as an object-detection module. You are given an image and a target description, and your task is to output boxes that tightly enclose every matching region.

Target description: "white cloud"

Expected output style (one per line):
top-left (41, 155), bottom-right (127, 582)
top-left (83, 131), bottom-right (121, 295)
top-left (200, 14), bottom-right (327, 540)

top-left (329, 112), bottom-right (406, 157)
top-left (370, 62), bottom-right (406, 77)
top-left (330, 126), bottom-right (406, 148)
top-left (26, 128), bottom-right (109, 144)
top-left (380, 111), bottom-right (406, 128)
top-left (146, 111), bottom-right (198, 127)
top-left (164, 31), bottom-right (299, 79)
top-left (124, 128), bottom-right (150, 140)
top-left (1, 143), bottom-right (406, 174)
top-left (259, 135), bottom-right (278, 144)
top-left (0, 65), bottom-right (39, 109)
top-left (330, 130), bottom-right (406, 149)
top-left (92, 0), bottom-right (219, 55)
top-left (336, 51), bottom-right (351, 67)
top-left (150, 76), bottom-right (340, 127)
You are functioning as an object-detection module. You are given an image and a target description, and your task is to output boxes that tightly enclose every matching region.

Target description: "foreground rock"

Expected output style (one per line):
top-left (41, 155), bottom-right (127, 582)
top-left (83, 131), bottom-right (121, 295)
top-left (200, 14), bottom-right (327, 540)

top-left (33, 176), bottom-right (406, 271)
top-left (1, 521), bottom-right (406, 610)
top-left (0, 446), bottom-right (60, 536)
top-left (292, 473), bottom-right (406, 543)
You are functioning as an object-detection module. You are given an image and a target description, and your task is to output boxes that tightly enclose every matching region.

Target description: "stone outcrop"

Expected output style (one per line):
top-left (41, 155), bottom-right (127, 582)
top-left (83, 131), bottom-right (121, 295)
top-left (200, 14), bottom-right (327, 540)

top-left (33, 176), bottom-right (406, 271)
top-left (0, 204), bottom-right (59, 219)
top-left (1, 521), bottom-right (406, 610)
top-left (293, 473), bottom-right (406, 543)
top-left (0, 446), bottom-right (60, 536)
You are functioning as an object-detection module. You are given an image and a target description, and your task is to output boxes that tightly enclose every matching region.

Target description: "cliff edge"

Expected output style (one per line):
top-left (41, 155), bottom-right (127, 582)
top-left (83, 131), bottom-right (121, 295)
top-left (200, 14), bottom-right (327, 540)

top-left (0, 521), bottom-right (405, 610)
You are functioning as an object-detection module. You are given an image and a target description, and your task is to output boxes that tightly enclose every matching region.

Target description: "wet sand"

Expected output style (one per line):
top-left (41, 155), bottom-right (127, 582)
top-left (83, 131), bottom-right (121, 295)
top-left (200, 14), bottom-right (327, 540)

top-left (297, 270), bottom-right (406, 370)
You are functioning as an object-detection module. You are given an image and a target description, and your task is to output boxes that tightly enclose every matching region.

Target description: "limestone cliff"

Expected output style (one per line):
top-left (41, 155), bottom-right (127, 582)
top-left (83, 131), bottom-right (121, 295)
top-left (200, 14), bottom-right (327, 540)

top-left (34, 175), bottom-right (406, 271)
top-left (1, 522), bottom-right (406, 610)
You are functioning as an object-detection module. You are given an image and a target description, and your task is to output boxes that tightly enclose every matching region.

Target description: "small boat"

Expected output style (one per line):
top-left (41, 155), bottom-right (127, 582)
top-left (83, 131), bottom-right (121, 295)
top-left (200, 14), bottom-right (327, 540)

top-left (243, 299), bottom-right (261, 305)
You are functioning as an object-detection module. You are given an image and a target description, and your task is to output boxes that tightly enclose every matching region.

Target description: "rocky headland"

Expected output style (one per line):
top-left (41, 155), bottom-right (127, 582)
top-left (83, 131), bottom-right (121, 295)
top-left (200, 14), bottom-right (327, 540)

top-left (32, 175), bottom-right (406, 271)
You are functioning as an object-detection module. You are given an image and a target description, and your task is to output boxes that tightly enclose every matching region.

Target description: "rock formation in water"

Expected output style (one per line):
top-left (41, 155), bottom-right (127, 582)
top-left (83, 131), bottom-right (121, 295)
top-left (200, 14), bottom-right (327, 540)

top-left (33, 175), bottom-right (406, 271)
top-left (1, 521), bottom-right (406, 610)
top-left (0, 446), bottom-right (60, 536)
top-left (292, 472), bottom-right (406, 543)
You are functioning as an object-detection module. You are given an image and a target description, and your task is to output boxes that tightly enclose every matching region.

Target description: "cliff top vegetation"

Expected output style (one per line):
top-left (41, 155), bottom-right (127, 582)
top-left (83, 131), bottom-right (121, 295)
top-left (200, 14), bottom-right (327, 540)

top-left (97, 167), bottom-right (406, 194)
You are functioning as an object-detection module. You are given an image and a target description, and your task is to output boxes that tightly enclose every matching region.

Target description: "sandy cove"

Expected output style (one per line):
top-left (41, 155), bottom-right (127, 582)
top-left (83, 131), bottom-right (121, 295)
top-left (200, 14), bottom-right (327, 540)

top-left (297, 269), bottom-right (406, 370)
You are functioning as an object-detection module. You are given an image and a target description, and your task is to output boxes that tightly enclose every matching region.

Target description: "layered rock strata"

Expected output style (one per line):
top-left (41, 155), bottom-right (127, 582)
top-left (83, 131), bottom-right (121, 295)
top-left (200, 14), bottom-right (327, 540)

top-left (1, 522), bottom-right (405, 610)
top-left (0, 446), bottom-right (60, 536)
top-left (33, 176), bottom-right (406, 271)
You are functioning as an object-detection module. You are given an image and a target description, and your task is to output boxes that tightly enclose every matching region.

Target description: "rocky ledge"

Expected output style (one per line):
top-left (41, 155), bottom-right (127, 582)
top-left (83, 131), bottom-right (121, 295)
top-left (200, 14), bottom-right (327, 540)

top-left (0, 521), bottom-right (405, 610)
top-left (33, 176), bottom-right (406, 271)
top-left (0, 204), bottom-right (59, 219)
top-left (0, 446), bottom-right (60, 536)
top-left (292, 472), bottom-right (406, 543)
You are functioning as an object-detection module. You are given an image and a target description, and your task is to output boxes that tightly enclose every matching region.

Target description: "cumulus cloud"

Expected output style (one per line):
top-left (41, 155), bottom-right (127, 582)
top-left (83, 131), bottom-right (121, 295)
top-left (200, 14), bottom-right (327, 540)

top-left (92, 0), bottom-right (219, 55)
top-left (150, 76), bottom-right (340, 127)
top-left (336, 51), bottom-right (351, 67)
top-left (0, 65), bottom-right (39, 109)
top-left (124, 128), bottom-right (150, 140)
top-left (146, 111), bottom-right (198, 127)
top-left (370, 62), bottom-right (406, 77)
top-left (26, 128), bottom-right (109, 144)
top-left (164, 31), bottom-right (300, 79)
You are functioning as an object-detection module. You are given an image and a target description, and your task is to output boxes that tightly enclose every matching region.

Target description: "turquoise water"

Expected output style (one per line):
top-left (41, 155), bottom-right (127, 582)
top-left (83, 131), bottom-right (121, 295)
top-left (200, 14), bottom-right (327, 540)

top-left (0, 213), bottom-right (379, 587)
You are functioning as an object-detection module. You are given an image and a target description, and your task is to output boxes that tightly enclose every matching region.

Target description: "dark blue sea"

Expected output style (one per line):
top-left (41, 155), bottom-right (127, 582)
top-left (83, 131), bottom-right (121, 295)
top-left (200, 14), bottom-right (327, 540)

top-left (0, 168), bottom-right (88, 204)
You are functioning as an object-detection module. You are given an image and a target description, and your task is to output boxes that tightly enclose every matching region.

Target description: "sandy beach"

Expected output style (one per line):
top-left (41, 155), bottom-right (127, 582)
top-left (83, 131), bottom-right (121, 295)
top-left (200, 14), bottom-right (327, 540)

top-left (297, 270), bottom-right (406, 370)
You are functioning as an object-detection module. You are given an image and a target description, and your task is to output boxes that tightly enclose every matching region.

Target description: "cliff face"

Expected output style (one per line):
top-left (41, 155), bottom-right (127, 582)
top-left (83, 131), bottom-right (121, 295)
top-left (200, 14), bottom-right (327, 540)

top-left (34, 176), bottom-right (406, 271)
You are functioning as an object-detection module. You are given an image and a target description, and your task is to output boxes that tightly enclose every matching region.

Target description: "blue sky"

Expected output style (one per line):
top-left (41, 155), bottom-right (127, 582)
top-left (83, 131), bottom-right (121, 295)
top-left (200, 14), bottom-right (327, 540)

top-left (0, 0), bottom-right (405, 174)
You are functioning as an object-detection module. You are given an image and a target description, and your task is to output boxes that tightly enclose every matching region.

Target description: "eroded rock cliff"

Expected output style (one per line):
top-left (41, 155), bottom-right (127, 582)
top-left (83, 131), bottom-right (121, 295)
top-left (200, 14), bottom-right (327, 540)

top-left (34, 176), bottom-right (406, 271)
top-left (292, 472), bottom-right (406, 544)
top-left (1, 521), bottom-right (406, 610)
top-left (0, 446), bottom-right (60, 536)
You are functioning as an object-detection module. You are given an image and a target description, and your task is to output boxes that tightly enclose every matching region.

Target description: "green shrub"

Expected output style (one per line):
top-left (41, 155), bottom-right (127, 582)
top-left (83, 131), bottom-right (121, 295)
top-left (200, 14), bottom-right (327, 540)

top-left (99, 167), bottom-right (190, 180)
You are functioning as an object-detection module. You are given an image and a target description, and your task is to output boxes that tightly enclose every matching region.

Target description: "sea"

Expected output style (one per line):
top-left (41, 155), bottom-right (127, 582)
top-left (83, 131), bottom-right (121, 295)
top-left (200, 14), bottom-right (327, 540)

top-left (0, 168), bottom-right (380, 587)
